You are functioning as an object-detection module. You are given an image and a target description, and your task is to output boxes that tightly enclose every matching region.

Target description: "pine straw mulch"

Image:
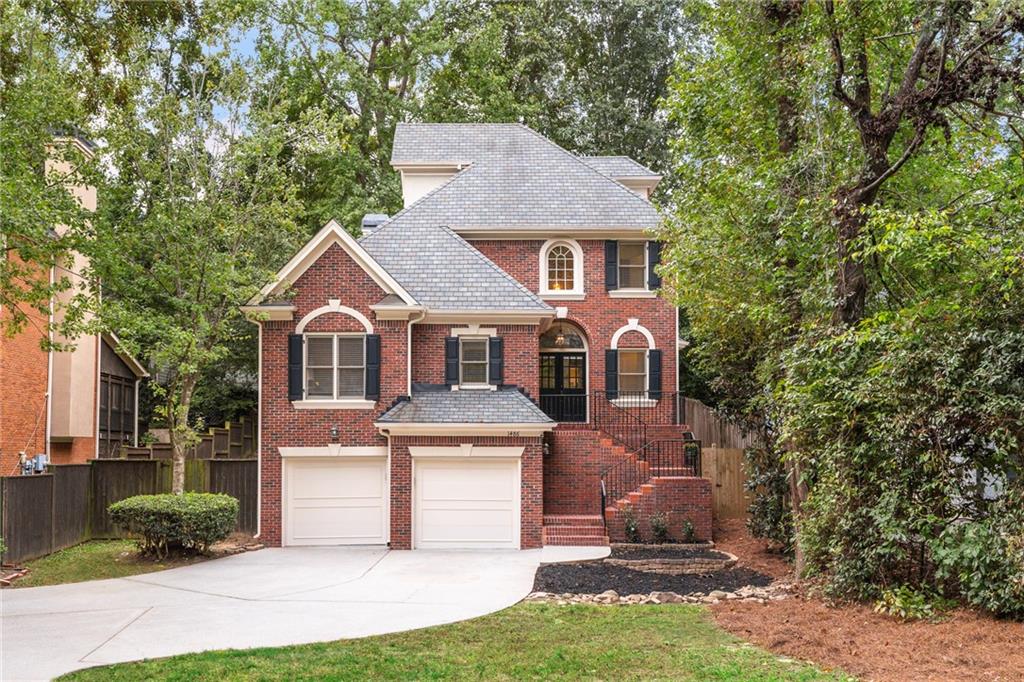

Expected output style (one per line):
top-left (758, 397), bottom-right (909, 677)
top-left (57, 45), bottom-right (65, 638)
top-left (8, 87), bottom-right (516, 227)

top-left (709, 520), bottom-right (1024, 682)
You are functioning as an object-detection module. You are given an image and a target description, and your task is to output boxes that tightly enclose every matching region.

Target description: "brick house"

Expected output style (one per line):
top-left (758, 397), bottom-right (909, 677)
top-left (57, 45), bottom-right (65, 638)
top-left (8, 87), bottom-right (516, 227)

top-left (245, 124), bottom-right (711, 550)
top-left (0, 137), bottom-right (147, 476)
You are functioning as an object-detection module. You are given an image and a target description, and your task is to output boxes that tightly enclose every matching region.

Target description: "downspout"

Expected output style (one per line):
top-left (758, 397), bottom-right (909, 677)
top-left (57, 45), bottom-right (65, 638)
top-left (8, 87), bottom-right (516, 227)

top-left (406, 309), bottom-right (426, 395)
top-left (255, 321), bottom-right (263, 539)
top-left (45, 266), bottom-right (55, 460)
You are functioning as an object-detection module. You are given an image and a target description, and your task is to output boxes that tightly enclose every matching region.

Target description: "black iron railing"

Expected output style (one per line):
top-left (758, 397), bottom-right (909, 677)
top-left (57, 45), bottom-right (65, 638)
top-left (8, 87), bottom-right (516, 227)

top-left (539, 391), bottom-right (686, 427)
top-left (600, 438), bottom-right (702, 518)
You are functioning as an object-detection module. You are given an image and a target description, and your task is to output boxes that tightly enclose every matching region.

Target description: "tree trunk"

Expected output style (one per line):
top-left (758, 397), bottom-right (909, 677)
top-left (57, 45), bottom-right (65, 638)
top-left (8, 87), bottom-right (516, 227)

top-left (168, 376), bottom-right (197, 495)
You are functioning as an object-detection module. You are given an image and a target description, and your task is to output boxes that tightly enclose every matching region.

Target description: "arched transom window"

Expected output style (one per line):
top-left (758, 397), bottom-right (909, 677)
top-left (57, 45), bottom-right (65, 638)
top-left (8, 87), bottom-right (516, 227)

top-left (547, 245), bottom-right (574, 291)
top-left (539, 239), bottom-right (584, 298)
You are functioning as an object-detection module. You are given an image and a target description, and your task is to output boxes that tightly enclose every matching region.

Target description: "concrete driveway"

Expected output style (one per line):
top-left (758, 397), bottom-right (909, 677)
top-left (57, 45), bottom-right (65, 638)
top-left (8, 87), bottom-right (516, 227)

top-left (1, 546), bottom-right (604, 681)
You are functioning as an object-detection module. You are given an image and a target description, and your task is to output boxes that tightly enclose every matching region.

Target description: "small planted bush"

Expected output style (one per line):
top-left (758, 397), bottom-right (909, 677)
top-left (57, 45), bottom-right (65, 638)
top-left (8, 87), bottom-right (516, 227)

top-left (874, 585), bottom-right (955, 621)
top-left (681, 519), bottom-right (696, 543)
top-left (109, 493), bottom-right (239, 559)
top-left (621, 507), bottom-right (642, 543)
top-left (649, 512), bottom-right (670, 544)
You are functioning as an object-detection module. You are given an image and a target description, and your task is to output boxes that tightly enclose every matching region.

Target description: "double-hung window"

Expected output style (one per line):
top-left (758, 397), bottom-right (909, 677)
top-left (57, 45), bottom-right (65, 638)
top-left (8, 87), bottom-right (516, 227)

top-left (618, 242), bottom-right (647, 289)
top-left (459, 338), bottom-right (489, 387)
top-left (617, 349), bottom-right (647, 394)
top-left (305, 334), bottom-right (365, 400)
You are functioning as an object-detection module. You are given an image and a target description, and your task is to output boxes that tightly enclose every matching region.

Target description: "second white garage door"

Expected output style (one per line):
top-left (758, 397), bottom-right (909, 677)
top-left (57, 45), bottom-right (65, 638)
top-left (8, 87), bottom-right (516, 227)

top-left (414, 459), bottom-right (520, 549)
top-left (284, 457), bottom-right (388, 546)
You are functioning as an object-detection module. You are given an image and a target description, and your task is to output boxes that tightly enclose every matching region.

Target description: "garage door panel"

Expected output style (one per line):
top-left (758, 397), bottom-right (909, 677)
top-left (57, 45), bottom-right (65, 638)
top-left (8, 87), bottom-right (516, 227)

top-left (414, 458), bottom-right (520, 549)
top-left (418, 509), bottom-right (515, 544)
top-left (284, 458), bottom-right (387, 546)
top-left (418, 466), bottom-right (516, 502)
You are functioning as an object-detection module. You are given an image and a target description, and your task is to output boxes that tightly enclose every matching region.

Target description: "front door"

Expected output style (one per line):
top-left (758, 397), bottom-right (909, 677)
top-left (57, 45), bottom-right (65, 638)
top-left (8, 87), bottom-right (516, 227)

top-left (540, 352), bottom-right (586, 422)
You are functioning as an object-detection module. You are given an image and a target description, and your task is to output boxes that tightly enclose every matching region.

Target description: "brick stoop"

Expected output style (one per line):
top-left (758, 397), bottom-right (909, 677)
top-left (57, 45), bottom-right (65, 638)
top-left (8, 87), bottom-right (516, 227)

top-left (542, 514), bottom-right (609, 546)
top-left (603, 476), bottom-right (713, 543)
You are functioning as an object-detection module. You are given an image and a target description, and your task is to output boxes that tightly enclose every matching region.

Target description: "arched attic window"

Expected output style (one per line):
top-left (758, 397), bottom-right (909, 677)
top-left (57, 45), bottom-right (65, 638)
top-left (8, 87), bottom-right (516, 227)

top-left (539, 239), bottom-right (584, 298)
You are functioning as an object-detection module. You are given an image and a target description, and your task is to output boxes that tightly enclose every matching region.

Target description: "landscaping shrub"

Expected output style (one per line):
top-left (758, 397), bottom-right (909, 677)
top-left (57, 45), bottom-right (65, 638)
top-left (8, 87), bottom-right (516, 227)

top-left (932, 490), bottom-right (1024, 620)
top-left (874, 585), bottom-right (955, 622)
top-left (649, 513), bottom-right (669, 544)
top-left (621, 507), bottom-right (642, 543)
top-left (109, 493), bottom-right (238, 558)
top-left (680, 520), bottom-right (696, 543)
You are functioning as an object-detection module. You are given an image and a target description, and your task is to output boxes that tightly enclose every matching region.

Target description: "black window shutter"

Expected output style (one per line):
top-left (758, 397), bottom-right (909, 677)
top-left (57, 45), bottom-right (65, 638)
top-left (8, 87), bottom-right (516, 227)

top-left (288, 334), bottom-right (304, 401)
top-left (605, 349), bottom-right (618, 400)
top-left (647, 241), bottom-right (662, 290)
top-left (488, 336), bottom-right (504, 385)
top-left (444, 336), bottom-right (460, 385)
top-left (364, 334), bottom-right (381, 400)
top-left (604, 240), bottom-right (618, 291)
top-left (648, 349), bottom-right (662, 399)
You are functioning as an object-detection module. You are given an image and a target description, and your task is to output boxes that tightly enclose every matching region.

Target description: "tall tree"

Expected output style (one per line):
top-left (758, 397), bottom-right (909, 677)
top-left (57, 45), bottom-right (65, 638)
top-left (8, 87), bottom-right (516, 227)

top-left (95, 11), bottom-right (316, 493)
top-left (662, 0), bottom-right (1024, 600)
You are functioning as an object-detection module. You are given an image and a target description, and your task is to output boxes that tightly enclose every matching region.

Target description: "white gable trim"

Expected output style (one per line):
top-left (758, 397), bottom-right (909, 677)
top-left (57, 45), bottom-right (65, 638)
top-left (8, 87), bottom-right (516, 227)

top-left (249, 219), bottom-right (417, 306)
top-left (611, 318), bottom-right (655, 349)
top-left (295, 299), bottom-right (373, 334)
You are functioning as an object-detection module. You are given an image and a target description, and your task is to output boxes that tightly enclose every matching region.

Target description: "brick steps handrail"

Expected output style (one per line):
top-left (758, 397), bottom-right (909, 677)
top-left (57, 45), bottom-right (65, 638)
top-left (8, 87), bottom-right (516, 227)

top-left (599, 439), bottom-right (702, 524)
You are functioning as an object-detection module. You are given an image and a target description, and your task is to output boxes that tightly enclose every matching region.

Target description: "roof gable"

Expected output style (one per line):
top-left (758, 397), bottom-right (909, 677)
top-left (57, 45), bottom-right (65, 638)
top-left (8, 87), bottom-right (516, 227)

top-left (249, 220), bottom-right (417, 306)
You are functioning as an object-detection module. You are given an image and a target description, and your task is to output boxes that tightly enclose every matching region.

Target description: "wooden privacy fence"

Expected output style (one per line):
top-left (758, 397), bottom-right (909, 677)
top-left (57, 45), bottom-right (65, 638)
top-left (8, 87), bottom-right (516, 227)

top-left (1, 459), bottom-right (257, 564)
top-left (107, 413), bottom-right (257, 460)
top-left (685, 398), bottom-right (761, 520)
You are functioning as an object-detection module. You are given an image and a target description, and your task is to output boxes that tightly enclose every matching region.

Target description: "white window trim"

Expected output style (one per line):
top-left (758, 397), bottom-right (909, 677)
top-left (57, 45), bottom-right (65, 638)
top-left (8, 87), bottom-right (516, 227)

top-left (295, 299), bottom-right (373, 334)
top-left (301, 332), bottom-right (367, 402)
top-left (610, 319), bottom-right (657, 406)
top-left (457, 335), bottom-right (493, 390)
top-left (609, 289), bottom-right (657, 299)
top-left (539, 239), bottom-right (585, 299)
top-left (616, 241), bottom-right (648, 292)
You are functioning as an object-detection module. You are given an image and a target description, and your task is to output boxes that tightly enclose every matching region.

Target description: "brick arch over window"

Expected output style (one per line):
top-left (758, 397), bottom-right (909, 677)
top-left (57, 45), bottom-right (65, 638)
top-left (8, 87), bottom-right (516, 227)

top-left (295, 299), bottom-right (373, 334)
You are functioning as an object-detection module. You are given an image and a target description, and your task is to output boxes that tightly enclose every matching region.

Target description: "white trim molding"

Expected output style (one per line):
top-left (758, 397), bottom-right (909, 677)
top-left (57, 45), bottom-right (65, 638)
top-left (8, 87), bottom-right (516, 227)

top-left (295, 299), bottom-right (373, 334)
top-left (279, 445), bottom-right (387, 458)
top-left (376, 422), bottom-right (553, 437)
top-left (608, 289), bottom-right (657, 299)
top-left (409, 445), bottom-right (525, 459)
top-left (610, 318), bottom-right (656, 349)
top-left (291, 399), bottom-right (376, 410)
top-left (241, 304), bottom-right (297, 322)
top-left (539, 238), bottom-right (585, 299)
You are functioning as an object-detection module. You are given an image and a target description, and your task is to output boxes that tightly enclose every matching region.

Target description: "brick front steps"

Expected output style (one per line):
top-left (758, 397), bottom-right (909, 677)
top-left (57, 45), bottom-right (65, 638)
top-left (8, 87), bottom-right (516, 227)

top-left (542, 514), bottom-right (609, 547)
top-left (604, 476), bottom-right (713, 543)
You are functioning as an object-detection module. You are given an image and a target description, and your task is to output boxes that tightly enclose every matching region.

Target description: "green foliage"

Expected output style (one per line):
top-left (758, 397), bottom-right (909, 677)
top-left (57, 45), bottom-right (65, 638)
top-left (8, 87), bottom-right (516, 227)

top-left (649, 512), bottom-right (669, 544)
top-left (932, 490), bottom-right (1024, 620)
top-left (874, 585), bottom-right (955, 622)
top-left (109, 493), bottom-right (239, 559)
top-left (744, 445), bottom-right (793, 554)
top-left (620, 507), bottom-right (642, 543)
top-left (680, 519), bottom-right (696, 544)
top-left (661, 0), bottom-right (1024, 614)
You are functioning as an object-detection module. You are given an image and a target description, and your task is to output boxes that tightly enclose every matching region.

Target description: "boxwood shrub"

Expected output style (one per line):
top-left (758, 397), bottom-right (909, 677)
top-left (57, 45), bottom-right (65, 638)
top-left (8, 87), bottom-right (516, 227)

top-left (109, 493), bottom-right (239, 558)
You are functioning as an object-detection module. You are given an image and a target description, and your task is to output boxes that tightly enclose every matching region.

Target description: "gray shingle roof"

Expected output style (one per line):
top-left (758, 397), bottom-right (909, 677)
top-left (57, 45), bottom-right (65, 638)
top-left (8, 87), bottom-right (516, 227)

top-left (359, 222), bottom-right (552, 312)
top-left (386, 123), bottom-right (660, 232)
top-left (377, 386), bottom-right (554, 424)
top-left (581, 155), bottom-right (660, 178)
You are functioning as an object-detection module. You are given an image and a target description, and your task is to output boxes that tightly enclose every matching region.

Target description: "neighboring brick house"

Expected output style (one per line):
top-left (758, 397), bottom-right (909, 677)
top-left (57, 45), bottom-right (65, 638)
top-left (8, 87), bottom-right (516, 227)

top-left (245, 123), bottom-right (711, 550)
top-left (0, 137), bottom-right (147, 476)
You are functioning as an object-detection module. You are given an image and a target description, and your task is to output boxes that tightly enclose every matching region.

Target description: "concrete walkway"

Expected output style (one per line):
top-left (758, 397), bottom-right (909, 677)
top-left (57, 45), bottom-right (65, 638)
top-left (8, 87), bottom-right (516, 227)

top-left (1, 546), bottom-right (602, 681)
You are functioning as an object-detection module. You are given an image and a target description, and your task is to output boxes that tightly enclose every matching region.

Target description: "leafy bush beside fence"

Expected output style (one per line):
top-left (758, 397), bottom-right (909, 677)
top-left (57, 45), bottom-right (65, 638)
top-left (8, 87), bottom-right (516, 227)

top-left (109, 493), bottom-right (238, 558)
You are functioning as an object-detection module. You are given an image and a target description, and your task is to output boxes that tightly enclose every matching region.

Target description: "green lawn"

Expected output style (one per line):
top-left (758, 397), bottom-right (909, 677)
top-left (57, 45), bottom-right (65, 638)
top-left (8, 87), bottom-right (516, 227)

top-left (11, 540), bottom-right (205, 588)
top-left (61, 603), bottom-right (849, 681)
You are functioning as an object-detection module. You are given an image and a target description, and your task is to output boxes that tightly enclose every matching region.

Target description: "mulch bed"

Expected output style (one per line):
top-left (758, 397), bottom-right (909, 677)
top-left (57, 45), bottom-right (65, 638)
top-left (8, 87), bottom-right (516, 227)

top-left (533, 562), bottom-right (772, 595)
top-left (712, 596), bottom-right (1024, 682)
top-left (713, 519), bottom-right (791, 579)
top-left (610, 545), bottom-right (728, 561)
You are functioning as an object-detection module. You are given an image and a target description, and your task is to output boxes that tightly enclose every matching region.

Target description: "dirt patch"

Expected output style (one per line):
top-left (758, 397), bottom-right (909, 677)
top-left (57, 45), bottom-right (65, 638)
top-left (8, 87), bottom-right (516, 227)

top-left (713, 519), bottom-right (791, 579)
top-left (610, 545), bottom-right (728, 561)
top-left (712, 595), bottom-right (1024, 682)
top-left (533, 562), bottom-right (772, 595)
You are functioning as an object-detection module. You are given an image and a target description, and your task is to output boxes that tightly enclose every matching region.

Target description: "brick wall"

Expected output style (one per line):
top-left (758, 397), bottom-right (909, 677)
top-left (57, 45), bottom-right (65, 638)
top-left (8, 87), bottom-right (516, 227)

top-left (606, 477), bottom-right (712, 543)
top-left (259, 243), bottom-right (407, 546)
top-left (0, 258), bottom-right (50, 476)
top-left (411, 323), bottom-right (540, 399)
top-left (471, 239), bottom-right (677, 404)
top-left (544, 430), bottom-right (629, 516)
top-left (389, 435), bottom-right (544, 549)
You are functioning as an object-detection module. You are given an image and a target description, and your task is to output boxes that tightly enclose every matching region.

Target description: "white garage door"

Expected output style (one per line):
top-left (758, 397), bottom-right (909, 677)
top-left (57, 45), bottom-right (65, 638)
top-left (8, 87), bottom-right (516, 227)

top-left (414, 459), bottom-right (520, 549)
top-left (284, 457), bottom-right (387, 546)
